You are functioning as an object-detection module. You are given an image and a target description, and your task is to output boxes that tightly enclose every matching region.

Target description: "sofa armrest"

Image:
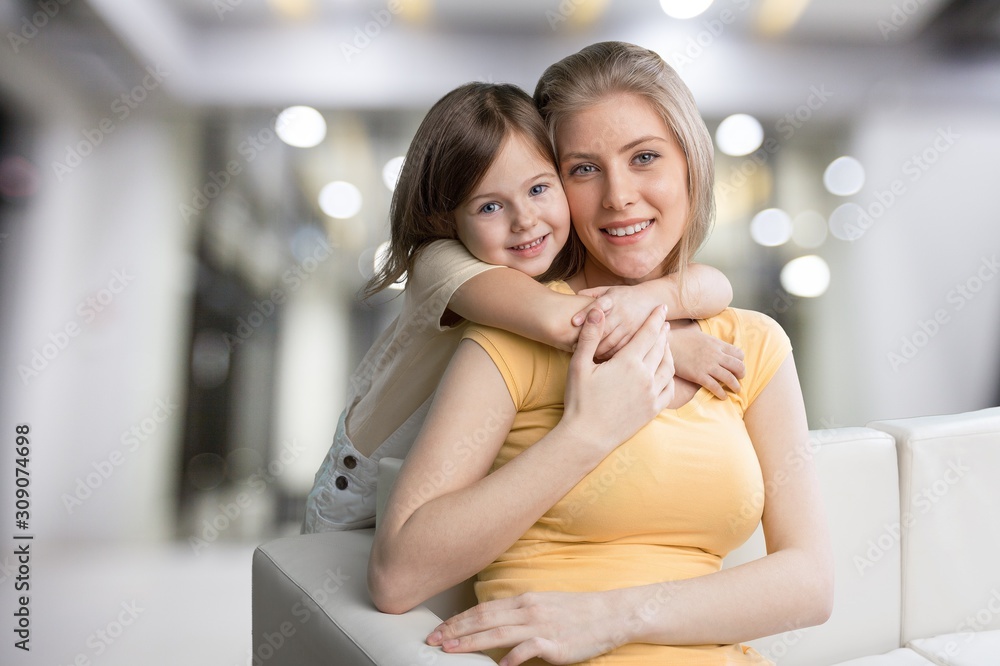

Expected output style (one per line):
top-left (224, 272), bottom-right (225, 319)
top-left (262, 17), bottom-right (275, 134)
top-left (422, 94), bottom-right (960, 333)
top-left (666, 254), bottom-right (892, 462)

top-left (252, 529), bottom-right (493, 665)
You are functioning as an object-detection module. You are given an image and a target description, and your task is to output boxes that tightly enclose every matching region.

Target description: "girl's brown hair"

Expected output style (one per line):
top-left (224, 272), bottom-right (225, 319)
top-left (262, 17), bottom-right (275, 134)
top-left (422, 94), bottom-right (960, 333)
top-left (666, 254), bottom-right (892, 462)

top-left (534, 41), bottom-right (715, 282)
top-left (365, 82), bottom-right (585, 297)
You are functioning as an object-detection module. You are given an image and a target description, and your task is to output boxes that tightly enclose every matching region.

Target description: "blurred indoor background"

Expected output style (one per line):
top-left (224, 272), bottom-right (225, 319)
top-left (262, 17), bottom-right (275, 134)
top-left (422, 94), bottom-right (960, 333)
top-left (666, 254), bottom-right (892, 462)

top-left (1, 0), bottom-right (999, 663)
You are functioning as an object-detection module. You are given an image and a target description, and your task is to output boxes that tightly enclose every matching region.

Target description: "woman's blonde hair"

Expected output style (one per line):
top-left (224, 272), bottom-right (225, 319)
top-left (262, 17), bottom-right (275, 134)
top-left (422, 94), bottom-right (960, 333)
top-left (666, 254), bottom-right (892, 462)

top-left (534, 41), bottom-right (715, 280)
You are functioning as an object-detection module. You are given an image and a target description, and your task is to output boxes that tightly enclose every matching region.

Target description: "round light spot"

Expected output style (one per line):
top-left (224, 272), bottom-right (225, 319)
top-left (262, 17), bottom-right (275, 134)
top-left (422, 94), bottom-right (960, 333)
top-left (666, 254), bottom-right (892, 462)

top-left (187, 453), bottom-right (226, 491)
top-left (792, 210), bottom-right (827, 248)
top-left (823, 156), bottom-right (865, 196)
top-left (382, 156), bottom-right (405, 191)
top-left (715, 114), bottom-right (764, 157)
top-left (828, 202), bottom-right (866, 241)
top-left (780, 255), bottom-right (830, 298)
top-left (659, 0), bottom-right (714, 19)
top-left (275, 106), bottom-right (327, 148)
top-left (318, 181), bottom-right (362, 219)
top-left (750, 208), bottom-right (793, 247)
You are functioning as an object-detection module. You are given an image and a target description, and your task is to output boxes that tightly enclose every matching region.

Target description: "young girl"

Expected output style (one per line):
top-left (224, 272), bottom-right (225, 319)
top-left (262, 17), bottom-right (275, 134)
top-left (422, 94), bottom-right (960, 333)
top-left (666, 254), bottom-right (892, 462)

top-left (301, 82), bottom-right (744, 533)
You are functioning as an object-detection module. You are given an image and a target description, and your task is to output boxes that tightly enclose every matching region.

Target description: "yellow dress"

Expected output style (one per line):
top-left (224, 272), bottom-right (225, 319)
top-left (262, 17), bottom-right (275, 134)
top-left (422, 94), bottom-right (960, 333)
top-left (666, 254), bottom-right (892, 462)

top-left (462, 286), bottom-right (791, 666)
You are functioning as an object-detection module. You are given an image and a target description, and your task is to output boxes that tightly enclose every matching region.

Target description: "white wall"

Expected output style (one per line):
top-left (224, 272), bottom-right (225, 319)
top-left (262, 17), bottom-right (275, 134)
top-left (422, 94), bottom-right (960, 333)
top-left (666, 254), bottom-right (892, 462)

top-left (813, 106), bottom-right (1000, 426)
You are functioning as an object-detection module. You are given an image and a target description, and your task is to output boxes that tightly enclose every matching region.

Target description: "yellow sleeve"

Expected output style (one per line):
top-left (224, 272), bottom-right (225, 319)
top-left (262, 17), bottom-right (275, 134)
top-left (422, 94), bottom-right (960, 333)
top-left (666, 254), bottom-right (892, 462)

top-left (462, 325), bottom-right (555, 412)
top-left (733, 308), bottom-right (793, 407)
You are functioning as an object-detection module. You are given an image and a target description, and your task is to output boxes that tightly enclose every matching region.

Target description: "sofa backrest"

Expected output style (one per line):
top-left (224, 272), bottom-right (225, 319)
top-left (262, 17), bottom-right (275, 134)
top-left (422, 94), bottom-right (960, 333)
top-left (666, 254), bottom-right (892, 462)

top-left (723, 426), bottom-right (902, 665)
top-left (868, 406), bottom-right (1000, 645)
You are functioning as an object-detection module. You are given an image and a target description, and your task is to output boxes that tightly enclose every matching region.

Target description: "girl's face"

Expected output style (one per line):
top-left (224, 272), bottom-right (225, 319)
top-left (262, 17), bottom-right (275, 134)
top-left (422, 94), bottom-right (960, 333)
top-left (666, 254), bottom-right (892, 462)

top-left (454, 133), bottom-right (570, 277)
top-left (555, 93), bottom-right (690, 286)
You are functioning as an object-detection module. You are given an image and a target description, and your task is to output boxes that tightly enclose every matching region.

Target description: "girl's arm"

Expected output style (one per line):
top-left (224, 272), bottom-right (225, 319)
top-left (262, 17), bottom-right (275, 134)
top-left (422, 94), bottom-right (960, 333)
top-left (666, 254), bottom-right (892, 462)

top-left (368, 307), bottom-right (675, 615)
top-left (447, 263), bottom-right (733, 355)
top-left (425, 354), bottom-right (834, 665)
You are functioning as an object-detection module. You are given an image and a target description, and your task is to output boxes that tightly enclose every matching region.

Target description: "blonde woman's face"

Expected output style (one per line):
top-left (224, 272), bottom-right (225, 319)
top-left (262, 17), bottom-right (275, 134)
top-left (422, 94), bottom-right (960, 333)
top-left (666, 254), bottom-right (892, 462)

top-left (555, 93), bottom-right (689, 285)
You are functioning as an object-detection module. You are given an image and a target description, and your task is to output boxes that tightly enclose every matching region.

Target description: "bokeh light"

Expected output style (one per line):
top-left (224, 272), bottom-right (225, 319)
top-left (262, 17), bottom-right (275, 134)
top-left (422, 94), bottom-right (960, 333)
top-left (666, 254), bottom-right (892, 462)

top-left (780, 255), bottom-right (831, 297)
top-left (823, 156), bottom-right (865, 196)
top-left (750, 208), bottom-right (793, 246)
top-left (275, 106), bottom-right (327, 148)
top-left (382, 156), bottom-right (405, 191)
top-left (716, 114), bottom-right (764, 157)
top-left (318, 181), bottom-right (362, 219)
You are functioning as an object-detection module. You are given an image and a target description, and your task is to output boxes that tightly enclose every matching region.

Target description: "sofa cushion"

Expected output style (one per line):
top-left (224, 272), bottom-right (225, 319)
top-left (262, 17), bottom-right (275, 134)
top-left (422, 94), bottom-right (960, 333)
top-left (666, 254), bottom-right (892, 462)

top-left (908, 629), bottom-right (1000, 666)
top-left (868, 407), bottom-right (1000, 644)
top-left (829, 647), bottom-right (938, 665)
top-left (725, 427), bottom-right (902, 665)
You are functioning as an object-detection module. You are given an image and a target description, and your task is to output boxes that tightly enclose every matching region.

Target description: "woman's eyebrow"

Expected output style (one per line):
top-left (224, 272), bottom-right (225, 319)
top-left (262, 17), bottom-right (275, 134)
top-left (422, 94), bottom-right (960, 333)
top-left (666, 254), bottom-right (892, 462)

top-left (560, 135), bottom-right (668, 163)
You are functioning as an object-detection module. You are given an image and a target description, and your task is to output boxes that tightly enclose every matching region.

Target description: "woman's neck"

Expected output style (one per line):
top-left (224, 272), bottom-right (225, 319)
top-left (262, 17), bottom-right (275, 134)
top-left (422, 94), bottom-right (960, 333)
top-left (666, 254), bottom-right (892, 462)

top-left (569, 260), bottom-right (649, 291)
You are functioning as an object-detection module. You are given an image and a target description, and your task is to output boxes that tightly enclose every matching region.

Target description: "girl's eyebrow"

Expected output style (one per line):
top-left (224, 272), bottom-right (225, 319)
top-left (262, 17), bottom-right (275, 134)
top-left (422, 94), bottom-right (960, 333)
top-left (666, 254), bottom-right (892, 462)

top-left (559, 135), bottom-right (668, 164)
top-left (467, 172), bottom-right (557, 203)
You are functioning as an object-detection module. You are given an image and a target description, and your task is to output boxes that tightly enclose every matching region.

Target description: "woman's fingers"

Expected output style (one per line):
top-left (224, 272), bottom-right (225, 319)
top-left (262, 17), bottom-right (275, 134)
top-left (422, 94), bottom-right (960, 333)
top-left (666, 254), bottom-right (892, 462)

top-left (620, 305), bottom-right (667, 360)
top-left (570, 308), bottom-right (604, 365)
top-left (642, 320), bottom-right (668, 368)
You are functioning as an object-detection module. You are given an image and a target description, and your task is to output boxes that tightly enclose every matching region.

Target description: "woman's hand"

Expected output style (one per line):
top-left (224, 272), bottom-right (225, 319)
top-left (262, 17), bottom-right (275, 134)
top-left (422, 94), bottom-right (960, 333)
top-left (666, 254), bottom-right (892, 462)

top-left (570, 285), bottom-right (659, 360)
top-left (562, 306), bottom-right (675, 453)
top-left (670, 327), bottom-right (745, 399)
top-left (426, 590), bottom-right (624, 666)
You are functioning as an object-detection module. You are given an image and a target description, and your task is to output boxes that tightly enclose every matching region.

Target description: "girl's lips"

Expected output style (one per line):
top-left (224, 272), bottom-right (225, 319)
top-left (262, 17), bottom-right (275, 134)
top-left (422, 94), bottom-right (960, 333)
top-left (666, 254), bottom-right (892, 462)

top-left (599, 220), bottom-right (654, 245)
top-left (507, 233), bottom-right (549, 258)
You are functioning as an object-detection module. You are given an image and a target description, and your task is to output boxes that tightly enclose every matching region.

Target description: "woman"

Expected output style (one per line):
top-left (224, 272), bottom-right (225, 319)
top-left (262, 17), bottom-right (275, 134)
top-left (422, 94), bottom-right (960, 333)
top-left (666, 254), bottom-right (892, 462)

top-left (369, 41), bottom-right (834, 665)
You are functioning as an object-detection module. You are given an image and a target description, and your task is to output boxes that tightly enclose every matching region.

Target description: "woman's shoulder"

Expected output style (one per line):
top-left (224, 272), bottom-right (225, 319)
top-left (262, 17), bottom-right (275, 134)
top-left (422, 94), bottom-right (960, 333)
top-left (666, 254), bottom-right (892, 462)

top-left (699, 307), bottom-right (789, 350)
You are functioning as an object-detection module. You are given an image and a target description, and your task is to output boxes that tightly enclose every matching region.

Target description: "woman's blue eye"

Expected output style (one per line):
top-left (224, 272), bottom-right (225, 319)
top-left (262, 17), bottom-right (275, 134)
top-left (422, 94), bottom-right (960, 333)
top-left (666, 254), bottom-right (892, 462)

top-left (635, 152), bottom-right (657, 165)
top-left (529, 184), bottom-right (547, 196)
top-left (570, 164), bottom-right (596, 176)
top-left (480, 202), bottom-right (500, 214)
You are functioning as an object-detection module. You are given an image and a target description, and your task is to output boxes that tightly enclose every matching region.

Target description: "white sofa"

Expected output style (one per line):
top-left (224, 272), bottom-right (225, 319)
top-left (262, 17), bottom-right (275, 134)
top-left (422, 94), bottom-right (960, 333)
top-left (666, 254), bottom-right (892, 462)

top-left (252, 407), bottom-right (1000, 665)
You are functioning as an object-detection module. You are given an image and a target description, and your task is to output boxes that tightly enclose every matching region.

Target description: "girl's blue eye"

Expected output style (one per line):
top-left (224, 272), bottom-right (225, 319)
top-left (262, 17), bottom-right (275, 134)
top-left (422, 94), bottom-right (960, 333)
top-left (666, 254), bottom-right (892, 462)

top-left (480, 202), bottom-right (500, 214)
top-left (529, 184), bottom-right (547, 196)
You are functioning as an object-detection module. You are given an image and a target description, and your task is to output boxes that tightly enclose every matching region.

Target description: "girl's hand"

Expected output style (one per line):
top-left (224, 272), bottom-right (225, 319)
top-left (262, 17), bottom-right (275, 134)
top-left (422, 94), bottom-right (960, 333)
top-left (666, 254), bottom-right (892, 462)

top-left (426, 590), bottom-right (624, 666)
top-left (562, 306), bottom-right (675, 454)
top-left (571, 285), bottom-right (659, 360)
top-left (670, 327), bottom-right (745, 399)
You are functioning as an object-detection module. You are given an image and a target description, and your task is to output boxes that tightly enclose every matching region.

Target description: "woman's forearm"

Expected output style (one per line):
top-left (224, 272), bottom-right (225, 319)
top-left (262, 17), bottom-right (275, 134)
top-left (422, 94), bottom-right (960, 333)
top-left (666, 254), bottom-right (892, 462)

top-left (370, 420), bottom-right (608, 614)
top-left (606, 546), bottom-right (834, 648)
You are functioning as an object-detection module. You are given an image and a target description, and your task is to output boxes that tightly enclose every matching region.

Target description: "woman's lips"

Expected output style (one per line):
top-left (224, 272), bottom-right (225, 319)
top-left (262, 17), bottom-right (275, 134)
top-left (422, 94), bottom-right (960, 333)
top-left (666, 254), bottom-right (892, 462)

top-left (599, 220), bottom-right (653, 244)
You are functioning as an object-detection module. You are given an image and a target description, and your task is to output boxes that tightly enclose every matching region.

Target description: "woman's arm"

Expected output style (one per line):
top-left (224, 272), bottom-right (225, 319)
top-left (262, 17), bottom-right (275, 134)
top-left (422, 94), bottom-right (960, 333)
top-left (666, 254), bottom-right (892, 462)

top-left (427, 354), bottom-right (834, 664)
top-left (368, 307), bottom-right (676, 615)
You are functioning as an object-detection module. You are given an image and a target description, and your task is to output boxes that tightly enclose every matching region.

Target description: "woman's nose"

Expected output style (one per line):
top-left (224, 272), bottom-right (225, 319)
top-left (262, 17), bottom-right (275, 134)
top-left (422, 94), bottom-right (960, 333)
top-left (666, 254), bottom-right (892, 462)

top-left (602, 168), bottom-right (638, 210)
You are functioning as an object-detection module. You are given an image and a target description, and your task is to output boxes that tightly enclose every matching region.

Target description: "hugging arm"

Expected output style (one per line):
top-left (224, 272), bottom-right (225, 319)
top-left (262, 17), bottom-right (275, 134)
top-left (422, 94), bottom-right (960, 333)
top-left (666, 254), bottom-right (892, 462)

top-left (368, 307), bottom-right (675, 615)
top-left (427, 353), bottom-right (834, 665)
top-left (448, 262), bottom-right (733, 356)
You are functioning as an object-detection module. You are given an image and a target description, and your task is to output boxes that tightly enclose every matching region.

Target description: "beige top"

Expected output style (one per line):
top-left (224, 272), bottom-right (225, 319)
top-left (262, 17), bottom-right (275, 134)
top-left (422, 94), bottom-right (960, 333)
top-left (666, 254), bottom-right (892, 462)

top-left (345, 239), bottom-right (499, 456)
